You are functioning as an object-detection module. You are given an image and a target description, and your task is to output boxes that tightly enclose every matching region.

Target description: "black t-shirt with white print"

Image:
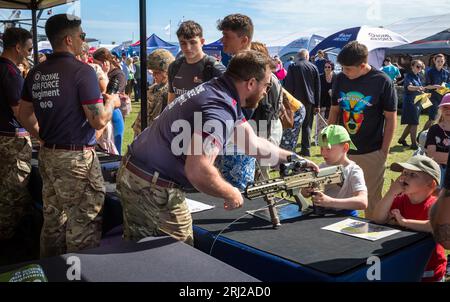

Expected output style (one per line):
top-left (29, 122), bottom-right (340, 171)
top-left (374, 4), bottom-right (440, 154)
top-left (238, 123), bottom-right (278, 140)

top-left (332, 67), bottom-right (397, 155)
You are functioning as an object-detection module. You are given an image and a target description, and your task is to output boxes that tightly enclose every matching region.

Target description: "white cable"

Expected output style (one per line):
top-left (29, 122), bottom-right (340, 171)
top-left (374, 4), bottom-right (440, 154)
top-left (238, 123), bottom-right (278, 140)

top-left (208, 197), bottom-right (285, 255)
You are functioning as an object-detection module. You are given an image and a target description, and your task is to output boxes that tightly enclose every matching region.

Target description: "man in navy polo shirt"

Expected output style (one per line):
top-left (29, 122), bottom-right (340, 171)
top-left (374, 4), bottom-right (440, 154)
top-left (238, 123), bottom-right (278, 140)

top-left (19, 14), bottom-right (116, 258)
top-left (0, 27), bottom-right (33, 240)
top-left (116, 50), bottom-right (319, 244)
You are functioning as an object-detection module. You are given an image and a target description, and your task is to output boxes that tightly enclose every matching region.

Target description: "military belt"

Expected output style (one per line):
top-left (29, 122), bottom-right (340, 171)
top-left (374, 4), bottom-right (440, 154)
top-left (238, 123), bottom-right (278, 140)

top-left (124, 156), bottom-right (181, 189)
top-left (44, 144), bottom-right (96, 151)
top-left (0, 130), bottom-right (29, 138)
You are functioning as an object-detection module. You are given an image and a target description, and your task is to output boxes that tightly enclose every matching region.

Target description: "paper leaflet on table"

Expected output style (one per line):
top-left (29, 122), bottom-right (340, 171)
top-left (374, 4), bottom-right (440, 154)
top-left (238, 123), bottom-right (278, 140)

top-left (414, 93), bottom-right (432, 109)
top-left (436, 82), bottom-right (450, 96)
top-left (186, 198), bottom-right (215, 213)
top-left (321, 218), bottom-right (401, 241)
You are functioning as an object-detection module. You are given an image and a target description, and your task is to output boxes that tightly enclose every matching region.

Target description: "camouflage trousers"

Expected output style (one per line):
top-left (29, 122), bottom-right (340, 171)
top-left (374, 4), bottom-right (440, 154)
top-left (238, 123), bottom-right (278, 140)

top-left (38, 148), bottom-right (105, 258)
top-left (116, 163), bottom-right (193, 246)
top-left (0, 135), bottom-right (32, 240)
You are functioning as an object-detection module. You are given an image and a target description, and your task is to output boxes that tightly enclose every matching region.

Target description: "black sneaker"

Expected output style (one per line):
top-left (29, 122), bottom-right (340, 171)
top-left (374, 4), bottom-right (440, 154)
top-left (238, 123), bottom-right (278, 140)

top-left (398, 139), bottom-right (409, 147)
top-left (410, 144), bottom-right (418, 150)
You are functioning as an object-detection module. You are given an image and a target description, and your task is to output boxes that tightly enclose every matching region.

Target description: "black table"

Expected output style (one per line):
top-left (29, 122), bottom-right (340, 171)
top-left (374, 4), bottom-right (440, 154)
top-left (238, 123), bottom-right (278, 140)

top-left (0, 235), bottom-right (259, 282)
top-left (189, 193), bottom-right (435, 282)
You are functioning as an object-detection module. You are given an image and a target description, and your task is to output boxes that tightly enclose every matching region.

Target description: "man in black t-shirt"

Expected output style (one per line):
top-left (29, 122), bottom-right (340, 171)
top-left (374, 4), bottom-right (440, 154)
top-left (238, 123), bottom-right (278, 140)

top-left (0, 27), bottom-right (33, 240)
top-left (167, 21), bottom-right (225, 103)
top-left (328, 41), bottom-right (397, 220)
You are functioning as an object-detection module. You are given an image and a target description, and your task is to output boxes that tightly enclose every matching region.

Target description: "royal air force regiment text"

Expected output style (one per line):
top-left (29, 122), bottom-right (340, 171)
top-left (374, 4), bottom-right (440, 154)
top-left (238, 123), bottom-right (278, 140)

top-left (32, 73), bottom-right (61, 101)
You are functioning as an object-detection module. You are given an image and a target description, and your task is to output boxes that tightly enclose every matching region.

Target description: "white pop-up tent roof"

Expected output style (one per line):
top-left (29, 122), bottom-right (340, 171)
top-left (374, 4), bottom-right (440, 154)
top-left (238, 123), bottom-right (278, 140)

top-left (278, 35), bottom-right (324, 63)
top-left (310, 25), bottom-right (410, 69)
top-left (385, 13), bottom-right (450, 43)
top-left (0, 0), bottom-right (73, 9)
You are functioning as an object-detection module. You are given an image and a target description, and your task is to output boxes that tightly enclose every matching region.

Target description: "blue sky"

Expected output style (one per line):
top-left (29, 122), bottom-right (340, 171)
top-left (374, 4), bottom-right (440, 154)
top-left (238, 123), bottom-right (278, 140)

top-left (1, 0), bottom-right (449, 46)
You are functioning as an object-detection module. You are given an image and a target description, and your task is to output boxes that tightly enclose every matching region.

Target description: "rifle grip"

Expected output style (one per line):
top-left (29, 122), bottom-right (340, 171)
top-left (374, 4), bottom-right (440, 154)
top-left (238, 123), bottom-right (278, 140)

top-left (264, 195), bottom-right (281, 229)
top-left (293, 191), bottom-right (310, 212)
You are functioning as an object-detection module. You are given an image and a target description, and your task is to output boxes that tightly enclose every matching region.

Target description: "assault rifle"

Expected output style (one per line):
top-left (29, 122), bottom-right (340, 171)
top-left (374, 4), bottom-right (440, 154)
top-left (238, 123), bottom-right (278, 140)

top-left (243, 158), bottom-right (345, 229)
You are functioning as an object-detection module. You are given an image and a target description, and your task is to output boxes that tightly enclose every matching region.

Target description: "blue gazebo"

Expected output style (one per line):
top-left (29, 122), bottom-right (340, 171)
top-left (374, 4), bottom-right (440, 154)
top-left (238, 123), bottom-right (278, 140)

top-left (203, 39), bottom-right (231, 67)
top-left (128, 33), bottom-right (179, 56)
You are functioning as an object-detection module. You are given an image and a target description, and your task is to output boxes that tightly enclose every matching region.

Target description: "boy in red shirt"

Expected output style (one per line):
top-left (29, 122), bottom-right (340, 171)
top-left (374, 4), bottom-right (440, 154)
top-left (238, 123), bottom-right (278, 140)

top-left (373, 155), bottom-right (447, 282)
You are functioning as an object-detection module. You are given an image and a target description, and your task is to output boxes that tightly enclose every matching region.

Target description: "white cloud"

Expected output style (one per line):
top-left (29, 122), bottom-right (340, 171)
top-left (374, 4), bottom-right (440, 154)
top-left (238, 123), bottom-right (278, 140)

top-left (232, 0), bottom-right (450, 45)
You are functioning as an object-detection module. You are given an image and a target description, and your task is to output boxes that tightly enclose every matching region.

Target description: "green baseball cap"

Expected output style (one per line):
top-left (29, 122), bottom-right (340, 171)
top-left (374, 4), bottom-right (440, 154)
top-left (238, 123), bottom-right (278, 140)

top-left (319, 125), bottom-right (357, 150)
top-left (391, 155), bottom-right (441, 185)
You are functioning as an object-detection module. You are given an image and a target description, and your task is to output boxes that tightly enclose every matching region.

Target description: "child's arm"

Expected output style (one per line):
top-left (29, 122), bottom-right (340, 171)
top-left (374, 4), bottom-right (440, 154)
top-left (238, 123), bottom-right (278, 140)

top-left (390, 209), bottom-right (432, 233)
top-left (372, 177), bottom-right (404, 224)
top-left (311, 190), bottom-right (367, 210)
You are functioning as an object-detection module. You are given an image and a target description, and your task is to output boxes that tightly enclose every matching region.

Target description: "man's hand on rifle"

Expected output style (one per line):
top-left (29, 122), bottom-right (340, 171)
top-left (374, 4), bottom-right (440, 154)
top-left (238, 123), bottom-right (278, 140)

top-left (290, 153), bottom-right (320, 172)
top-left (224, 187), bottom-right (244, 210)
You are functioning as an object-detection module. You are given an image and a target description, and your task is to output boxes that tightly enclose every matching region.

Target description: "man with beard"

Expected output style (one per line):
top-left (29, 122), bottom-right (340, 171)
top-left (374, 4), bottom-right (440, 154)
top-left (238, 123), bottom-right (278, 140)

top-left (116, 50), bottom-right (318, 244)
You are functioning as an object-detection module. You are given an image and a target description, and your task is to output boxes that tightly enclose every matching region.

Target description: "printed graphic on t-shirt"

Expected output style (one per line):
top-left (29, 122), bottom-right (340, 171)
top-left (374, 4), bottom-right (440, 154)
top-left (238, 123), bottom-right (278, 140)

top-left (338, 91), bottom-right (373, 135)
top-left (435, 136), bottom-right (450, 147)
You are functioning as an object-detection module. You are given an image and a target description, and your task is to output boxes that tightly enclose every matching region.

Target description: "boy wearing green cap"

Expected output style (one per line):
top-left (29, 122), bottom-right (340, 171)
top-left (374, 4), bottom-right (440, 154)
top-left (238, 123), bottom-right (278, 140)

top-left (302, 125), bottom-right (368, 216)
top-left (373, 155), bottom-right (446, 282)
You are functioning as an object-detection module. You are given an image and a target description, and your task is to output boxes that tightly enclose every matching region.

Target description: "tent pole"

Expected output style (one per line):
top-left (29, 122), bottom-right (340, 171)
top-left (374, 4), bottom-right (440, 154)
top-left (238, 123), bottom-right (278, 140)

top-left (139, 0), bottom-right (148, 130)
top-left (31, 0), bottom-right (39, 64)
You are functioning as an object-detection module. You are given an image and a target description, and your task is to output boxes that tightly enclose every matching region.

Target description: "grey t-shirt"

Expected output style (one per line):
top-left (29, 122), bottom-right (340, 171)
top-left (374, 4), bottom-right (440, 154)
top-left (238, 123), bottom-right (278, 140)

top-left (169, 55), bottom-right (226, 97)
top-left (320, 161), bottom-right (367, 216)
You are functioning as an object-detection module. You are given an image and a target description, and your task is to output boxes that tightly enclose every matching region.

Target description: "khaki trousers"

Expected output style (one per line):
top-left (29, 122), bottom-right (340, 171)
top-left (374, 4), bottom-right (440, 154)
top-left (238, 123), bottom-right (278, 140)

top-left (349, 149), bottom-right (387, 220)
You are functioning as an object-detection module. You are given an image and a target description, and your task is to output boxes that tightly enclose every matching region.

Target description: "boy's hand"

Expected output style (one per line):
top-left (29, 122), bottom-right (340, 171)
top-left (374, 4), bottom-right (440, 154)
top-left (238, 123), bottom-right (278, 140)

top-left (301, 187), bottom-right (314, 197)
top-left (311, 191), bottom-right (334, 207)
top-left (390, 209), bottom-right (406, 227)
top-left (389, 176), bottom-right (405, 196)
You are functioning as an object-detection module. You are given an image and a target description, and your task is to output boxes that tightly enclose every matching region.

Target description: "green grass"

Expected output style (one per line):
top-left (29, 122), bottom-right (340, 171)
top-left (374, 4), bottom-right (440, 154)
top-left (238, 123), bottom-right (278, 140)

top-left (122, 101), bottom-right (141, 154)
top-left (123, 103), bottom-right (429, 197)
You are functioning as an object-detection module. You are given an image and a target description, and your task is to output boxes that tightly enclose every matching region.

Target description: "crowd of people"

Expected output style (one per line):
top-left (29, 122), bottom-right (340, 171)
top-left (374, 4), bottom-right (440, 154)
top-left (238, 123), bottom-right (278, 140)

top-left (1, 12), bottom-right (450, 282)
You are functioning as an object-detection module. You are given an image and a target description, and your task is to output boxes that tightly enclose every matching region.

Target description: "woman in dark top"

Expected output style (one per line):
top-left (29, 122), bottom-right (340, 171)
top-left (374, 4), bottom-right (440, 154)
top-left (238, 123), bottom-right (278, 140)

top-left (93, 48), bottom-right (126, 154)
top-left (317, 61), bottom-right (335, 135)
top-left (426, 93), bottom-right (450, 186)
top-left (319, 61), bottom-right (335, 119)
top-left (398, 60), bottom-right (426, 149)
